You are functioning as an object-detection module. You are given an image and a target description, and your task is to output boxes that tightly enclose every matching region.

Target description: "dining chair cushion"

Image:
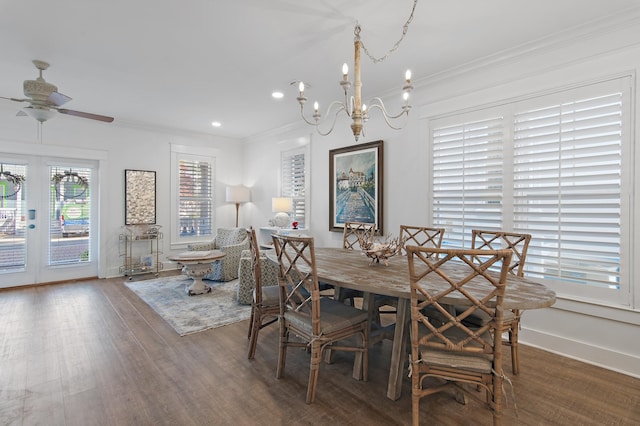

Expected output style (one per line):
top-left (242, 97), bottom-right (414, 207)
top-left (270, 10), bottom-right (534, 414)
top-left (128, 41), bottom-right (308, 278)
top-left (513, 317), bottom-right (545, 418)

top-left (254, 284), bottom-right (280, 308)
top-left (418, 324), bottom-right (494, 373)
top-left (458, 307), bottom-right (516, 327)
top-left (284, 298), bottom-right (369, 335)
top-left (421, 349), bottom-right (493, 374)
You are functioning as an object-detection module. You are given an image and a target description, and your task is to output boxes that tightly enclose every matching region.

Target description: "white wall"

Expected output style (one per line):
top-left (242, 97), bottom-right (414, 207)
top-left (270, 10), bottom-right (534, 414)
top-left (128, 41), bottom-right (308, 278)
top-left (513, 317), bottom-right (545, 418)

top-left (241, 20), bottom-right (640, 377)
top-left (0, 113), bottom-right (244, 279)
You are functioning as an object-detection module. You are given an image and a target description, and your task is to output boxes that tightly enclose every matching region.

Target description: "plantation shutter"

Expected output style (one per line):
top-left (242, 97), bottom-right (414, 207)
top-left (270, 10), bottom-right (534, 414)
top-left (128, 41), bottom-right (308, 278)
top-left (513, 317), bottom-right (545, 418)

top-left (281, 149), bottom-right (306, 228)
top-left (432, 116), bottom-right (504, 247)
top-left (178, 157), bottom-right (213, 237)
top-left (513, 92), bottom-right (622, 289)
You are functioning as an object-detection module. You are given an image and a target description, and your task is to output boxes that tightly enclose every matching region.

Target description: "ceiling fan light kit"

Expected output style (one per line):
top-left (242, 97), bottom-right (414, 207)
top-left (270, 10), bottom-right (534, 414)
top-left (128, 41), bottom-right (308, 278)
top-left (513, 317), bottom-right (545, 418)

top-left (1, 59), bottom-right (114, 124)
top-left (295, 0), bottom-right (417, 141)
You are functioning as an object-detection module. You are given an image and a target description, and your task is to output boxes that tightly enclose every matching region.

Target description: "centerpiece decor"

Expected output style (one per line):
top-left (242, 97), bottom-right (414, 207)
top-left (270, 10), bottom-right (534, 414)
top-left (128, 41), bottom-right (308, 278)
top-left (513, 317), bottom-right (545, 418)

top-left (358, 233), bottom-right (404, 266)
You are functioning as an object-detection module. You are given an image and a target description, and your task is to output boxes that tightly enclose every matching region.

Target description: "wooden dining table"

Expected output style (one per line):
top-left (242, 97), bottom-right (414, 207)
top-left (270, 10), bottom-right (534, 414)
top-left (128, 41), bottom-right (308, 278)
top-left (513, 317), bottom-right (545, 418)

top-left (310, 247), bottom-right (557, 401)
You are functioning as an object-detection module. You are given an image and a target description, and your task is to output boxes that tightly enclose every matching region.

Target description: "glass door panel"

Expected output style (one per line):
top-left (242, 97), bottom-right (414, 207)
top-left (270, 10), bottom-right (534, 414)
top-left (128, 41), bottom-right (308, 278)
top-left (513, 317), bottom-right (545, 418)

top-left (0, 163), bottom-right (27, 272)
top-left (49, 166), bottom-right (91, 265)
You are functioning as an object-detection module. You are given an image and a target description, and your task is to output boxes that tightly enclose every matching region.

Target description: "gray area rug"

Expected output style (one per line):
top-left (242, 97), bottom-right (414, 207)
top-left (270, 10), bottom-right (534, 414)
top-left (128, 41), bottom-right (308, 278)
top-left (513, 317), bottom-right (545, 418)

top-left (125, 275), bottom-right (250, 336)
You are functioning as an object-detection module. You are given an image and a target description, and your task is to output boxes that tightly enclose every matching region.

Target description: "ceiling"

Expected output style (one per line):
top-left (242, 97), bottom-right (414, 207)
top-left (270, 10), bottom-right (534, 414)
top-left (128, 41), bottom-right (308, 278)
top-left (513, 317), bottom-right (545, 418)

top-left (1, 0), bottom-right (638, 140)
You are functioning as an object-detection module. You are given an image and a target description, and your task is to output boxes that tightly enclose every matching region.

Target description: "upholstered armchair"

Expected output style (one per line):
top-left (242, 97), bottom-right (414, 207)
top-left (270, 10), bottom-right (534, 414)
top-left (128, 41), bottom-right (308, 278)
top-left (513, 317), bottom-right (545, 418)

top-left (237, 248), bottom-right (279, 305)
top-left (188, 227), bottom-right (249, 282)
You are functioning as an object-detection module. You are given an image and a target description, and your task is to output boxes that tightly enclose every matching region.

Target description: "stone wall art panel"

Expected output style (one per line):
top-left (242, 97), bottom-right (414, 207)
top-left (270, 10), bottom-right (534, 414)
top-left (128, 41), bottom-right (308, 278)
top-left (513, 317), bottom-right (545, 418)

top-left (125, 169), bottom-right (156, 225)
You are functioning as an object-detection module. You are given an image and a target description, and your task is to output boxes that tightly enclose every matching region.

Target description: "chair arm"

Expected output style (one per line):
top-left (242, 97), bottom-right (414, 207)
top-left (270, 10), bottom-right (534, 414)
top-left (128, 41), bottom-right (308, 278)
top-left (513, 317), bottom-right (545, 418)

top-left (188, 241), bottom-right (216, 251)
top-left (219, 237), bottom-right (250, 253)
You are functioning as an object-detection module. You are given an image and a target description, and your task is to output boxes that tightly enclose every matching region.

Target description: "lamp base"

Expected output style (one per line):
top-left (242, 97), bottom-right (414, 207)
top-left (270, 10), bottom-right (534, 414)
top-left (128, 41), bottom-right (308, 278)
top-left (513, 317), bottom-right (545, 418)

top-left (273, 212), bottom-right (290, 228)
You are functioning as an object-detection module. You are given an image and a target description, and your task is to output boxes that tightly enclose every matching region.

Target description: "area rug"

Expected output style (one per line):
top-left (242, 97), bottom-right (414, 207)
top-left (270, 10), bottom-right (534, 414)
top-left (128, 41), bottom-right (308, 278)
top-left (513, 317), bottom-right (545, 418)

top-left (125, 275), bottom-right (250, 336)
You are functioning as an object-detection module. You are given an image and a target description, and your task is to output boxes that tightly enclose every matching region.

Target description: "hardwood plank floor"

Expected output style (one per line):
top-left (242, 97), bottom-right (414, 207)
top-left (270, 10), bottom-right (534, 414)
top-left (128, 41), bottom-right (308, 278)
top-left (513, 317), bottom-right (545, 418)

top-left (1, 275), bottom-right (639, 425)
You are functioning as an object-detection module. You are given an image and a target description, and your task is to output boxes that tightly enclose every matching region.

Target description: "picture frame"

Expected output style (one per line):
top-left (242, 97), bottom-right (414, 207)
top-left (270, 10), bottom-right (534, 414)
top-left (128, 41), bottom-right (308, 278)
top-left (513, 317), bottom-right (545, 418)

top-left (329, 140), bottom-right (383, 233)
top-left (124, 169), bottom-right (156, 225)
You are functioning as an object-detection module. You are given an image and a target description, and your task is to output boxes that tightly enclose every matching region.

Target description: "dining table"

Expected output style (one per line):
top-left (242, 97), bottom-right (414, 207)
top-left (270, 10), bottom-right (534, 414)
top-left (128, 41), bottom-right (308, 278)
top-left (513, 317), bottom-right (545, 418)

top-left (310, 247), bottom-right (557, 401)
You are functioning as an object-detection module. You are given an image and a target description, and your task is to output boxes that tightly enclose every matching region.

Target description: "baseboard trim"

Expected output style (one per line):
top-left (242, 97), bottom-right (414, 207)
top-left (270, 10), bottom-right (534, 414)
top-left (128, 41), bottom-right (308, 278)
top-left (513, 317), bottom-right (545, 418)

top-left (521, 328), bottom-right (640, 379)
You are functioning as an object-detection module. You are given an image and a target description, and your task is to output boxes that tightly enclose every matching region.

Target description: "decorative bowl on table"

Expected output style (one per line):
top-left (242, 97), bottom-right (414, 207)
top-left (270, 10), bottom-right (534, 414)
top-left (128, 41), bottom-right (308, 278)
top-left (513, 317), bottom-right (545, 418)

top-left (359, 234), bottom-right (403, 266)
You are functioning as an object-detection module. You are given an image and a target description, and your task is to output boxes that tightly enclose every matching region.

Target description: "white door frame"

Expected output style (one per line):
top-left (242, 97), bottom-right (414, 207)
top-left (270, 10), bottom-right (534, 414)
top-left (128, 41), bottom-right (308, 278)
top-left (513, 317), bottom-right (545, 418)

top-left (0, 142), bottom-right (107, 287)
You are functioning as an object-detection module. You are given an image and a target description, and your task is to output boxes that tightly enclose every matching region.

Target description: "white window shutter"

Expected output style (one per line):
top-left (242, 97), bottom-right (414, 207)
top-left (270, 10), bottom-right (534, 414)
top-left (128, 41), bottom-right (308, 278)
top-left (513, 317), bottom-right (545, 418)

top-left (513, 92), bottom-right (622, 289)
top-left (432, 117), bottom-right (504, 248)
top-left (430, 76), bottom-right (630, 304)
top-left (178, 158), bottom-right (213, 237)
top-left (281, 149), bottom-right (306, 228)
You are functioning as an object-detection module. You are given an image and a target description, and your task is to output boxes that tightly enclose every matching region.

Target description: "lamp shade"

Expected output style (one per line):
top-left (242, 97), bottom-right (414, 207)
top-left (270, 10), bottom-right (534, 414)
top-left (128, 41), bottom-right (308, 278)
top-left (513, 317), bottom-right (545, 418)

top-left (226, 185), bottom-right (250, 203)
top-left (272, 197), bottom-right (293, 213)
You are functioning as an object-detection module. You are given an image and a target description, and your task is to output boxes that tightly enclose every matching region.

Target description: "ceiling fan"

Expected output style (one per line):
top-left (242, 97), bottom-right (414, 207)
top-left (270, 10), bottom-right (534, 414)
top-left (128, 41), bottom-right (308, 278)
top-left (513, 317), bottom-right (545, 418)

top-left (0, 60), bottom-right (114, 123)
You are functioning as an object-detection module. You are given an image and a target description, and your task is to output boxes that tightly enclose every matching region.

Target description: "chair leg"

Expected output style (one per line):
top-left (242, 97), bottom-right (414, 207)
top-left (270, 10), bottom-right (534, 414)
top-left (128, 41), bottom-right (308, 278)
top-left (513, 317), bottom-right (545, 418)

top-left (247, 308), bottom-right (260, 359)
top-left (306, 341), bottom-right (322, 404)
top-left (411, 380), bottom-right (420, 426)
top-left (276, 321), bottom-right (287, 379)
top-left (510, 322), bottom-right (519, 375)
top-left (247, 305), bottom-right (255, 339)
top-left (492, 373), bottom-right (504, 426)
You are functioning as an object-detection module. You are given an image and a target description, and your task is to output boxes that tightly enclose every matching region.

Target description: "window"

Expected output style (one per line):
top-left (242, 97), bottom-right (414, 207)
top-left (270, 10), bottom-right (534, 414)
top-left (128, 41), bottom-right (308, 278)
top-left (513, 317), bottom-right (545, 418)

top-left (281, 147), bottom-right (308, 228)
top-left (433, 116), bottom-right (504, 248)
top-left (430, 77), bottom-right (631, 306)
top-left (513, 92), bottom-right (623, 293)
top-left (171, 146), bottom-right (216, 245)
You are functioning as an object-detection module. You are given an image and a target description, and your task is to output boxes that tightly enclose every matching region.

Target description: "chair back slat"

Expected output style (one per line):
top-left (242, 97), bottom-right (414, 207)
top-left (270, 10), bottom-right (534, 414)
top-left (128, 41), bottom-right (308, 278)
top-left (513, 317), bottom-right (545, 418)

top-left (343, 222), bottom-right (376, 250)
top-left (247, 227), bottom-right (263, 305)
top-left (407, 247), bottom-right (512, 356)
top-left (399, 225), bottom-right (445, 256)
top-left (272, 234), bottom-right (321, 333)
top-left (471, 229), bottom-right (531, 276)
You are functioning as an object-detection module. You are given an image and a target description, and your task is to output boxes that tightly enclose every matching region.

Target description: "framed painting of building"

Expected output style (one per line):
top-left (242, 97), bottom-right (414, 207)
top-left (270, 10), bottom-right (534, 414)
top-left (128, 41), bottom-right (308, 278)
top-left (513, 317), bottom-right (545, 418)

top-left (124, 169), bottom-right (156, 225)
top-left (329, 140), bottom-right (383, 233)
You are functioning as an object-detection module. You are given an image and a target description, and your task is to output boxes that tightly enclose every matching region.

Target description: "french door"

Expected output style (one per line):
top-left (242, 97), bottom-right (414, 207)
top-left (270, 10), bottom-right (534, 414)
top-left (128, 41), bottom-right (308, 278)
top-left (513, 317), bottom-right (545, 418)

top-left (0, 154), bottom-right (98, 288)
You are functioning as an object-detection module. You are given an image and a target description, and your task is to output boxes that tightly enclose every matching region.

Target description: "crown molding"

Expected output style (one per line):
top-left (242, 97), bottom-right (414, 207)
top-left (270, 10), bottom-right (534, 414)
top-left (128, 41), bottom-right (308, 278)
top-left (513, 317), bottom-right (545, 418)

top-left (414, 6), bottom-right (640, 89)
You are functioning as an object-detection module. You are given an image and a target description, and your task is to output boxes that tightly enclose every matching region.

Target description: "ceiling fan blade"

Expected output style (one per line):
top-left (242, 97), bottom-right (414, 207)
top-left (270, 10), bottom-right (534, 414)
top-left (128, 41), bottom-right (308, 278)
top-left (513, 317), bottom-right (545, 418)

top-left (48, 91), bottom-right (72, 106)
top-left (16, 110), bottom-right (27, 117)
top-left (0, 96), bottom-right (29, 103)
top-left (57, 108), bottom-right (114, 123)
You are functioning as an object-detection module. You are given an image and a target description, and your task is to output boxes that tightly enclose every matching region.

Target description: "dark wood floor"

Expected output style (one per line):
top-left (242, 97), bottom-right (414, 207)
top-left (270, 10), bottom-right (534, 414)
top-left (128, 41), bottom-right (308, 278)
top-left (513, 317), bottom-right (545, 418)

top-left (1, 274), bottom-right (639, 426)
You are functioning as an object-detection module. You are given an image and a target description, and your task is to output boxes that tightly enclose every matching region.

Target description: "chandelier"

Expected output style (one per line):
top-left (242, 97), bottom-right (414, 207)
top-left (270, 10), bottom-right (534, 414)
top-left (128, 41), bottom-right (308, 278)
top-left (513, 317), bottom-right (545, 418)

top-left (295, 0), bottom-right (417, 141)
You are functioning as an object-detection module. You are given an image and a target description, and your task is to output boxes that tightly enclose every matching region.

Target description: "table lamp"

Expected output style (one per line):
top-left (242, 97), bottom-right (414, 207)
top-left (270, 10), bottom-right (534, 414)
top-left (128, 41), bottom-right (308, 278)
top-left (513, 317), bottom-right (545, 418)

top-left (226, 185), bottom-right (250, 227)
top-left (271, 197), bottom-right (293, 228)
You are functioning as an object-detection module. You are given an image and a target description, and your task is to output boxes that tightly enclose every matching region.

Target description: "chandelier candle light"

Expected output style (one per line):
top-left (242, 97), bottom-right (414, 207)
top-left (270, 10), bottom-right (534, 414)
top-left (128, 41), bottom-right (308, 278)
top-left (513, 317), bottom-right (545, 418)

top-left (295, 0), bottom-right (417, 141)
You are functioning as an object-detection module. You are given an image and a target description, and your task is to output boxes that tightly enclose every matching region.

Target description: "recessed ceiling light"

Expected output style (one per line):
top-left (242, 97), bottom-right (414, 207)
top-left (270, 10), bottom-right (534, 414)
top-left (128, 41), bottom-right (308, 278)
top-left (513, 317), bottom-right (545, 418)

top-left (272, 91), bottom-right (284, 99)
top-left (211, 121), bottom-right (221, 127)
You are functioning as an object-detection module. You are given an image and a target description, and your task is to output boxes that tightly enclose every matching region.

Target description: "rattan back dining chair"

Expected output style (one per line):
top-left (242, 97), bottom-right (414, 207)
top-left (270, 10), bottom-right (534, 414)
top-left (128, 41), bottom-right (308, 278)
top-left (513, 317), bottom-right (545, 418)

top-left (272, 234), bottom-right (369, 404)
top-left (399, 225), bottom-right (445, 256)
top-left (373, 225), bottom-right (446, 330)
top-left (406, 246), bottom-right (513, 426)
top-left (247, 226), bottom-right (280, 359)
top-left (469, 229), bottom-right (532, 375)
top-left (333, 221), bottom-right (377, 305)
top-left (343, 221), bottom-right (376, 250)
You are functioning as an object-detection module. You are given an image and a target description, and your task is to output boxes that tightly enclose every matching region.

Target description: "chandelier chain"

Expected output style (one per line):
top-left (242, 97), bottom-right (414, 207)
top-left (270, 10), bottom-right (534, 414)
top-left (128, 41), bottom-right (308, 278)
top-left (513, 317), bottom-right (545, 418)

top-left (356, 0), bottom-right (418, 64)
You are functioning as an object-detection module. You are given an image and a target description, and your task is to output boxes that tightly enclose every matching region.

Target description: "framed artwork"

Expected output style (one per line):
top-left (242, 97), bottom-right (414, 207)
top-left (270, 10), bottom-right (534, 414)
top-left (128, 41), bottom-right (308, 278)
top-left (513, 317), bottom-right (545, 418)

top-left (329, 140), bottom-right (383, 233)
top-left (124, 169), bottom-right (156, 225)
